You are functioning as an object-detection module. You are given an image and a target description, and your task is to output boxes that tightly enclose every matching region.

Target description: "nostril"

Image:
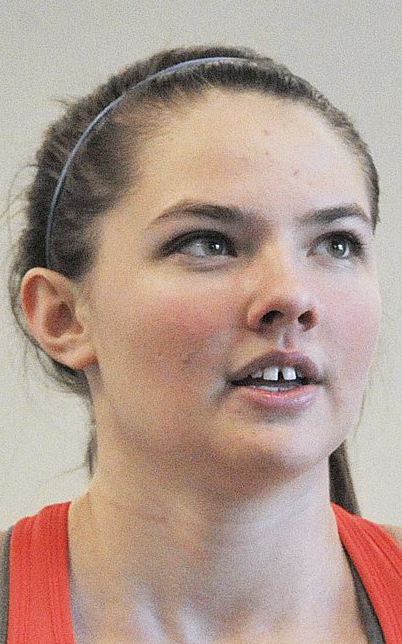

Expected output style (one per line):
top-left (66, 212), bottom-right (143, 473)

top-left (252, 307), bottom-right (317, 331)
top-left (298, 310), bottom-right (315, 329)
top-left (261, 310), bottom-right (283, 324)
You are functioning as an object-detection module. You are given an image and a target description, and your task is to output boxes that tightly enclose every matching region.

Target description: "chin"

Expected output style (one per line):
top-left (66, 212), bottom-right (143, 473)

top-left (204, 418), bottom-right (339, 490)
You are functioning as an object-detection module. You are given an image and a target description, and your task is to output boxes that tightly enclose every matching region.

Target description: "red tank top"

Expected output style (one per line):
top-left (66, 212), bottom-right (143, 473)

top-left (7, 503), bottom-right (74, 644)
top-left (333, 503), bottom-right (402, 642)
top-left (5, 502), bottom-right (402, 643)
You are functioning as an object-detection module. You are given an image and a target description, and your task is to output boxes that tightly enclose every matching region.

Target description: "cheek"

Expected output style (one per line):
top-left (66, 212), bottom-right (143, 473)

top-left (330, 282), bottom-right (381, 378)
top-left (101, 277), bottom-right (239, 381)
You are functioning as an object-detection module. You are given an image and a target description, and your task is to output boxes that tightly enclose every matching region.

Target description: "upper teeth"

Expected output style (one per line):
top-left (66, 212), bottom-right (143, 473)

top-left (249, 366), bottom-right (301, 381)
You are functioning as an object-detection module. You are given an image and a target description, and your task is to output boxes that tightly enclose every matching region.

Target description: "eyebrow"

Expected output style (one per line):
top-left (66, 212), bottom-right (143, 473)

top-left (300, 204), bottom-right (373, 230)
top-left (148, 200), bottom-right (373, 231)
top-left (148, 201), bottom-right (253, 227)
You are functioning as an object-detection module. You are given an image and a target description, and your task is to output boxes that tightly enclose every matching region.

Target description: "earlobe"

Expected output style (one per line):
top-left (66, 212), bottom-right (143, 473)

top-left (21, 268), bottom-right (97, 370)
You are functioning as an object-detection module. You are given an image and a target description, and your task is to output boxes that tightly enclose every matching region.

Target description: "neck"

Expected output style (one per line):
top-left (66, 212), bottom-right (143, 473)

top-left (68, 457), bottom-right (358, 643)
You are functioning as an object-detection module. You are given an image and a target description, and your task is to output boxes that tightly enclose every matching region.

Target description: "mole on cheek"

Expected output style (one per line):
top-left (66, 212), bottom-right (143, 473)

top-left (263, 128), bottom-right (271, 136)
top-left (292, 169), bottom-right (300, 176)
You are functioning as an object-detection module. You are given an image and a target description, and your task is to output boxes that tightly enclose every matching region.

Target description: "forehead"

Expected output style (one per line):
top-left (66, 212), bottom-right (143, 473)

top-left (128, 90), bottom-right (370, 218)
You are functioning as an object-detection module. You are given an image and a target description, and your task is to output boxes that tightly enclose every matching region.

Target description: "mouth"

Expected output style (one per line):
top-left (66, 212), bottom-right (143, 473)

top-left (231, 367), bottom-right (311, 392)
top-left (229, 351), bottom-right (321, 387)
top-left (228, 352), bottom-right (322, 412)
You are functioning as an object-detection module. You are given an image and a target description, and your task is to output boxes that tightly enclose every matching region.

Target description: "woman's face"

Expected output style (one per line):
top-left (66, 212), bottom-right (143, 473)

top-left (84, 91), bottom-right (381, 487)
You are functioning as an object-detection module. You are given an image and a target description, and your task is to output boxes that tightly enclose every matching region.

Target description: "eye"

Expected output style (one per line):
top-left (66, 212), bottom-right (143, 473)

top-left (166, 231), bottom-right (237, 258)
top-left (314, 231), bottom-right (364, 260)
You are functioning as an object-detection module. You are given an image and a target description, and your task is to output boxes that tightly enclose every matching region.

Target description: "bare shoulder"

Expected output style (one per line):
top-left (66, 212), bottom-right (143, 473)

top-left (380, 524), bottom-right (402, 548)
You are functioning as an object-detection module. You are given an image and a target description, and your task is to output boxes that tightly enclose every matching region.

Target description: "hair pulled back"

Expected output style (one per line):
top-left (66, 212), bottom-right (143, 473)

top-left (9, 45), bottom-right (378, 512)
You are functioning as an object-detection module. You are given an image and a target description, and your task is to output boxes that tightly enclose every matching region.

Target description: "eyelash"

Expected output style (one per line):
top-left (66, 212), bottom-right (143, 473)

top-left (162, 230), bottom-right (237, 258)
top-left (312, 230), bottom-right (366, 259)
top-left (162, 229), bottom-right (366, 260)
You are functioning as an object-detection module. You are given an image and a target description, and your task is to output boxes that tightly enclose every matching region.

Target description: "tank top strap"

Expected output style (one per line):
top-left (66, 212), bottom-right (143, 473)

top-left (7, 502), bottom-right (74, 644)
top-left (332, 503), bottom-right (402, 643)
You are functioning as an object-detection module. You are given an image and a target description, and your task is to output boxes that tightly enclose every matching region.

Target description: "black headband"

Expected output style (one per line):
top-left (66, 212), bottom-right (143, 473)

top-left (45, 56), bottom-right (252, 268)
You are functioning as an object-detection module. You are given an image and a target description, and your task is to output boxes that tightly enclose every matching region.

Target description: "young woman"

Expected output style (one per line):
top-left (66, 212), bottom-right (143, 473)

top-left (1, 45), bottom-right (401, 643)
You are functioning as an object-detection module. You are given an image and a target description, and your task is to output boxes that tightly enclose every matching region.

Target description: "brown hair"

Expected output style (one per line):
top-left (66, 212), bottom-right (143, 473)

top-left (9, 45), bottom-right (379, 513)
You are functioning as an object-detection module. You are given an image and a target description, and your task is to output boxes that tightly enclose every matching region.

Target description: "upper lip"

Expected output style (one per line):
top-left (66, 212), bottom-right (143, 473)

top-left (229, 350), bottom-right (322, 383)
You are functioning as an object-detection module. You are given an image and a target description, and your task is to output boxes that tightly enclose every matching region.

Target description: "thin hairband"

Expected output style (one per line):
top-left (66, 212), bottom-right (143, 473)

top-left (45, 56), bottom-right (252, 268)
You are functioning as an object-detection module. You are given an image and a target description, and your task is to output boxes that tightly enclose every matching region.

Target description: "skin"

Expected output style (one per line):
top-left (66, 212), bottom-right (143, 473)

top-left (21, 90), bottom-right (383, 643)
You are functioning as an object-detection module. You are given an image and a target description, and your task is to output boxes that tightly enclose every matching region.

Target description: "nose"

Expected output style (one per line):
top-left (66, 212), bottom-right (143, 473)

top-left (244, 250), bottom-right (318, 334)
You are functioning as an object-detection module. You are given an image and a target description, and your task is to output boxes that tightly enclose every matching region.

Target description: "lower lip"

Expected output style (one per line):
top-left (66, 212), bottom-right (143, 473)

top-left (231, 383), bottom-right (319, 413)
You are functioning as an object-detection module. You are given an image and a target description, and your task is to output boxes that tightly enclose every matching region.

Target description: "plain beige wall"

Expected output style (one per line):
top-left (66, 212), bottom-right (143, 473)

top-left (1, 0), bottom-right (401, 529)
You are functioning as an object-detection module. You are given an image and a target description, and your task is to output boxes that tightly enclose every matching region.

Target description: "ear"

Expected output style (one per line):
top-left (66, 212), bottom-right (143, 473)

top-left (21, 268), bottom-right (97, 370)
